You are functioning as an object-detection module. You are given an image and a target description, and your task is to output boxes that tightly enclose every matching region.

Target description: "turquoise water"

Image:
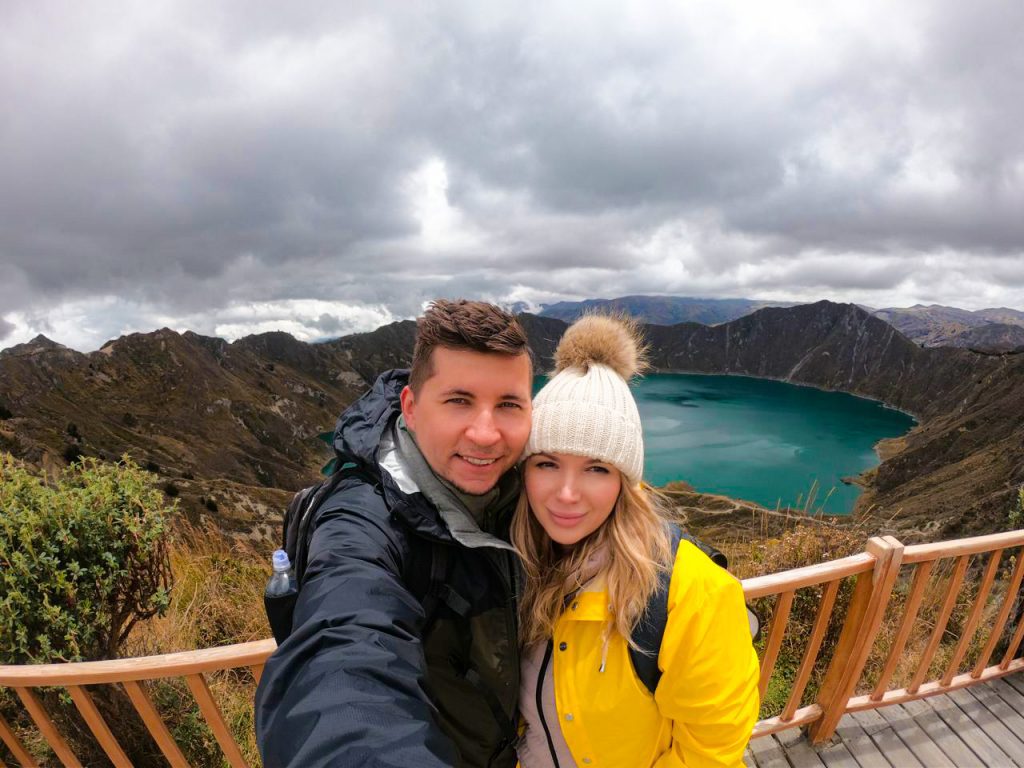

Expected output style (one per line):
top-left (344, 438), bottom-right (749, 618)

top-left (535, 373), bottom-right (916, 513)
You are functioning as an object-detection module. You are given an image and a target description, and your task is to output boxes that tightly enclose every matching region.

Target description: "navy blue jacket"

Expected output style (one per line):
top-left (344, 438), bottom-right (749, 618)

top-left (255, 371), bottom-right (521, 767)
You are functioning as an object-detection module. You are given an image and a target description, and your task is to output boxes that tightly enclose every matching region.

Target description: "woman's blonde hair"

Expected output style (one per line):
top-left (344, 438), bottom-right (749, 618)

top-left (511, 477), bottom-right (674, 647)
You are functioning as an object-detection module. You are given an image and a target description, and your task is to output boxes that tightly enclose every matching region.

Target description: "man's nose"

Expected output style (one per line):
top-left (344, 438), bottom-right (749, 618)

top-left (465, 408), bottom-right (500, 446)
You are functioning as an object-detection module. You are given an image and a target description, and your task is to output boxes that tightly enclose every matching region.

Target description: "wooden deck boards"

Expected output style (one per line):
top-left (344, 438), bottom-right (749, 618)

top-left (744, 675), bottom-right (1024, 767)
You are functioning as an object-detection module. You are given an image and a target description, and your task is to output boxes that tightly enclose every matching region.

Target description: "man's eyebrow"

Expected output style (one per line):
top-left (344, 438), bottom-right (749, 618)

top-left (438, 389), bottom-right (527, 402)
top-left (440, 389), bottom-right (475, 398)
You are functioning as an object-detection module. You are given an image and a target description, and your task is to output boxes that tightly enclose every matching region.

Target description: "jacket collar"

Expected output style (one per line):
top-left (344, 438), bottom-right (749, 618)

top-left (379, 420), bottom-right (517, 551)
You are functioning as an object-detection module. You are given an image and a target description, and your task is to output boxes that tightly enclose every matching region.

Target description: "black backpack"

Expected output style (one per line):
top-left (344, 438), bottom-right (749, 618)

top-left (263, 473), bottom-right (735, 696)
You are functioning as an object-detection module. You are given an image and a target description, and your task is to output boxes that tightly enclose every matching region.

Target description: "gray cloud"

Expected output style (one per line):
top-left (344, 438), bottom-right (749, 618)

top-left (1, 0), bottom-right (1023, 351)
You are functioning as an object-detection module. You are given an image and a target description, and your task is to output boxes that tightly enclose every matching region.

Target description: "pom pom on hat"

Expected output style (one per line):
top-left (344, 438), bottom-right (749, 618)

top-left (553, 314), bottom-right (648, 379)
top-left (526, 314), bottom-right (647, 482)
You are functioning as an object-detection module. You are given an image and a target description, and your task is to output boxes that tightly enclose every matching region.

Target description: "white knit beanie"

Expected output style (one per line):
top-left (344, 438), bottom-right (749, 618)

top-left (525, 315), bottom-right (647, 482)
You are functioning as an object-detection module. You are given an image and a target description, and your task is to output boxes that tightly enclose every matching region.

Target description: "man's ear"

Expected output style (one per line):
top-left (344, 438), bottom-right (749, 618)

top-left (400, 385), bottom-right (417, 431)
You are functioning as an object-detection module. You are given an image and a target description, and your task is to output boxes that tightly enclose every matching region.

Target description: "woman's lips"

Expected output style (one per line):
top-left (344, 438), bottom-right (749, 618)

top-left (549, 510), bottom-right (586, 527)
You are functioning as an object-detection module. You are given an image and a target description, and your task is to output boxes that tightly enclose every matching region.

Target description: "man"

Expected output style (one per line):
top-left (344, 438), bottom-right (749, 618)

top-left (255, 300), bottom-right (533, 767)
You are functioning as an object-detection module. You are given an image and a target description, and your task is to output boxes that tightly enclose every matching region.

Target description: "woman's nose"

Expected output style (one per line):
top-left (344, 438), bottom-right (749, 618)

top-left (556, 476), bottom-right (580, 502)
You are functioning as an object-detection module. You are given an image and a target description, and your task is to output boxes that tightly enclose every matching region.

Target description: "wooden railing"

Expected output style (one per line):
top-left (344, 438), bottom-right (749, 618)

top-left (1, 530), bottom-right (1023, 766)
top-left (0, 640), bottom-right (275, 767)
top-left (747, 529), bottom-right (1024, 744)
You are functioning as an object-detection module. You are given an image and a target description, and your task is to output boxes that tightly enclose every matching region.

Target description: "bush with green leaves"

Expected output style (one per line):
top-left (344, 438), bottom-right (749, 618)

top-left (1010, 485), bottom-right (1024, 530)
top-left (0, 454), bottom-right (174, 663)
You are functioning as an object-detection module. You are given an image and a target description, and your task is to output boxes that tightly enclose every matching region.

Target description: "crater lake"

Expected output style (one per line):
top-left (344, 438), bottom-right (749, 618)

top-left (537, 373), bottom-right (916, 513)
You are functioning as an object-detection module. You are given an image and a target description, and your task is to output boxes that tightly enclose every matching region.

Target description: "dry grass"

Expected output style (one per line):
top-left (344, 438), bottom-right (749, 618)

top-left (121, 521), bottom-right (270, 767)
top-left (126, 521), bottom-right (269, 654)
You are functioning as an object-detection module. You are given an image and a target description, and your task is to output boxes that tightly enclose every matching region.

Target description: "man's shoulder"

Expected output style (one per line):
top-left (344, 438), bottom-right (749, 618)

top-left (317, 466), bottom-right (389, 518)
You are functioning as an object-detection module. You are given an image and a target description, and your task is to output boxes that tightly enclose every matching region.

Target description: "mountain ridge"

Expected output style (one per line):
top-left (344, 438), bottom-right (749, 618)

top-left (2, 301), bottom-right (1021, 539)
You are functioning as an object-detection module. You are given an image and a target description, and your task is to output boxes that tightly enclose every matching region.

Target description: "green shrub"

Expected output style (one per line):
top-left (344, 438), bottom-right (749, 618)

top-left (1010, 485), bottom-right (1024, 530)
top-left (0, 454), bottom-right (174, 663)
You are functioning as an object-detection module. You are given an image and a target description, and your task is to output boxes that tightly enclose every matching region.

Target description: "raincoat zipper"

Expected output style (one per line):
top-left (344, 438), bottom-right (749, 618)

top-left (536, 638), bottom-right (561, 768)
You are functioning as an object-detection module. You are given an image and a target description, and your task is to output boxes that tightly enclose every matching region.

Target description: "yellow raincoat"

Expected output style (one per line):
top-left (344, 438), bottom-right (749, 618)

top-left (546, 539), bottom-right (759, 767)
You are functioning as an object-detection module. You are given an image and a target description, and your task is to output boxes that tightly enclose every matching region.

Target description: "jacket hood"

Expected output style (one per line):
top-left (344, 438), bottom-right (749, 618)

top-left (332, 369), bottom-right (408, 465)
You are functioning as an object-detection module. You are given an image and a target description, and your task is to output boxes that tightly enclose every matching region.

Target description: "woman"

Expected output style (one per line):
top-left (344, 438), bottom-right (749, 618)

top-left (512, 315), bottom-right (759, 768)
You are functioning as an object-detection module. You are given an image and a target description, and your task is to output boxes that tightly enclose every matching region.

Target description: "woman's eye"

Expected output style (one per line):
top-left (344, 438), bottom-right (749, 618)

top-left (587, 465), bottom-right (610, 474)
top-left (534, 460), bottom-right (557, 469)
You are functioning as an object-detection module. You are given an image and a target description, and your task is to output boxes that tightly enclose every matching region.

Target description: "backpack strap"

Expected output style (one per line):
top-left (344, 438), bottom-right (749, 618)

top-left (629, 525), bottom-right (729, 695)
top-left (420, 543), bottom-right (456, 638)
top-left (421, 545), bottom-right (519, 765)
top-left (292, 466), bottom-right (364, 585)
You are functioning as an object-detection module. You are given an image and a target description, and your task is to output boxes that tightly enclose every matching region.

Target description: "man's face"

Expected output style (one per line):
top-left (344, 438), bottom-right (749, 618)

top-left (401, 347), bottom-right (533, 495)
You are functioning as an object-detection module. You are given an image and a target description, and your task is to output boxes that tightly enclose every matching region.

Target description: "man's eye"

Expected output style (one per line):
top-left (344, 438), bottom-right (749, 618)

top-left (499, 401), bottom-right (523, 409)
top-left (445, 398), bottom-right (469, 405)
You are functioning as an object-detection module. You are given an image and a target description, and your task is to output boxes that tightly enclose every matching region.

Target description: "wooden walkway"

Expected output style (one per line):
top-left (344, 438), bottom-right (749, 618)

top-left (745, 673), bottom-right (1024, 767)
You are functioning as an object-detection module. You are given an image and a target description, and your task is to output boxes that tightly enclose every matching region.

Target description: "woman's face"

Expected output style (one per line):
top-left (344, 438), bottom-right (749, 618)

top-left (524, 452), bottom-right (622, 547)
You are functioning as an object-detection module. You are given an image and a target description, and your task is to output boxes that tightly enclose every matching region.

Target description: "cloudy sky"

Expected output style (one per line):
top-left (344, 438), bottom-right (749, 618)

top-left (2, 0), bottom-right (1023, 351)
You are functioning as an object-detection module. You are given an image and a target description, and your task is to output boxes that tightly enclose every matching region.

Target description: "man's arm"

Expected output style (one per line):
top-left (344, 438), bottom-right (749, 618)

top-left (255, 489), bottom-right (457, 767)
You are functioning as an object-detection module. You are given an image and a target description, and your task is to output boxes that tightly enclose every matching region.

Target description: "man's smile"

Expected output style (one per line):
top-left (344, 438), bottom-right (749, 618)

top-left (458, 454), bottom-right (500, 466)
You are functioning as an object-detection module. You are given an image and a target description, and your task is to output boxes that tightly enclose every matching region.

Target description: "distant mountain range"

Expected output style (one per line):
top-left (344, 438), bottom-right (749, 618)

top-left (541, 297), bottom-right (1024, 353)
top-left (539, 296), bottom-right (797, 326)
top-left (866, 304), bottom-right (1024, 351)
top-left (2, 302), bottom-right (1022, 541)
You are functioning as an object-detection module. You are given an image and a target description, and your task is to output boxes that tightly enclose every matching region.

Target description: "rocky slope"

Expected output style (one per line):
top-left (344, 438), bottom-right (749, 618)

top-left (0, 330), bottom-right (395, 536)
top-left (944, 323), bottom-right (1024, 353)
top-left (873, 304), bottom-right (1024, 350)
top-left (2, 302), bottom-right (1021, 541)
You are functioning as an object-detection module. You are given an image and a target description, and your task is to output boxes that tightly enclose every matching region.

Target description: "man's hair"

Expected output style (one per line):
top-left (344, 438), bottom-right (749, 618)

top-left (409, 299), bottom-right (531, 392)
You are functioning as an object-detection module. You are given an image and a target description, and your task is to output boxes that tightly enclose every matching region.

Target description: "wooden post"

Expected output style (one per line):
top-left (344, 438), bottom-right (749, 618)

top-left (806, 536), bottom-right (904, 744)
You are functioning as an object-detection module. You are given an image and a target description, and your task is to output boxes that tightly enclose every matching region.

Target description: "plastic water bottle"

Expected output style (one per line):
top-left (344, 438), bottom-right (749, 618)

top-left (265, 549), bottom-right (297, 598)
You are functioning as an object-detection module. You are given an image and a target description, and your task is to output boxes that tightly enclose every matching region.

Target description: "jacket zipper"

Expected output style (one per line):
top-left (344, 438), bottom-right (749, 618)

top-left (536, 638), bottom-right (561, 768)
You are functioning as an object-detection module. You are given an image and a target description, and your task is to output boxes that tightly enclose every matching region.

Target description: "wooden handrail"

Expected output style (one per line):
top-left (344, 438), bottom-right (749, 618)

top-left (901, 529), bottom-right (1024, 563)
top-left (1, 530), bottom-right (1022, 764)
top-left (742, 552), bottom-right (874, 598)
top-left (0, 639), bottom-right (276, 687)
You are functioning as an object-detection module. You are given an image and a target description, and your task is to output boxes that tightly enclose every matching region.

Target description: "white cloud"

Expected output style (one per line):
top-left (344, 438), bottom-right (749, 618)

top-left (1, 297), bottom-right (395, 352)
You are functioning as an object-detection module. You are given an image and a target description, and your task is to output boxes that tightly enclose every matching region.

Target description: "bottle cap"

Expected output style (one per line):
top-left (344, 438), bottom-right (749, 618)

top-left (272, 549), bottom-right (291, 572)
